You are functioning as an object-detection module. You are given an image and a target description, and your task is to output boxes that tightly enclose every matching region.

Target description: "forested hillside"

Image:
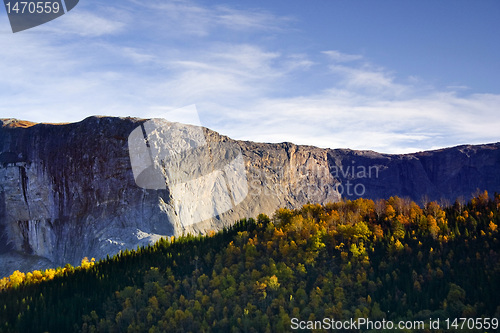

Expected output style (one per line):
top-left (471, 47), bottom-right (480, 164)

top-left (0, 192), bottom-right (499, 332)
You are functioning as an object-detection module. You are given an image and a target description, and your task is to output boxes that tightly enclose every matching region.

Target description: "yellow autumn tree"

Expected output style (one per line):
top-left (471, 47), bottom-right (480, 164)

top-left (267, 275), bottom-right (280, 292)
top-left (9, 270), bottom-right (25, 288)
top-left (489, 221), bottom-right (498, 232)
top-left (80, 257), bottom-right (96, 269)
top-left (427, 215), bottom-right (440, 239)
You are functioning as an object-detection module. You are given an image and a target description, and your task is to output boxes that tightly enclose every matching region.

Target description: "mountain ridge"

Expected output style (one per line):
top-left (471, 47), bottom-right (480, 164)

top-left (3, 116), bottom-right (498, 155)
top-left (1, 116), bottom-right (499, 277)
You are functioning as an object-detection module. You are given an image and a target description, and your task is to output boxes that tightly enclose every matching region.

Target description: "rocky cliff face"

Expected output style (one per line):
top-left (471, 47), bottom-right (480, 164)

top-left (1, 116), bottom-right (499, 276)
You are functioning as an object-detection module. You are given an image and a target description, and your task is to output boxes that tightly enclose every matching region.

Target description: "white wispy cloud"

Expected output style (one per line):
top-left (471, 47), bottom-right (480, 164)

top-left (229, 89), bottom-right (500, 153)
top-left (322, 50), bottom-right (363, 63)
top-left (329, 65), bottom-right (403, 93)
top-left (215, 6), bottom-right (292, 32)
top-left (0, 0), bottom-right (498, 154)
top-left (47, 10), bottom-right (127, 36)
top-left (126, 0), bottom-right (289, 37)
top-left (323, 52), bottom-right (410, 97)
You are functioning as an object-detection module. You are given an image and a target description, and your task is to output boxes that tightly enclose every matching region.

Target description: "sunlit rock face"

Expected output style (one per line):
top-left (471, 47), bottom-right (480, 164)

top-left (1, 116), bottom-right (499, 277)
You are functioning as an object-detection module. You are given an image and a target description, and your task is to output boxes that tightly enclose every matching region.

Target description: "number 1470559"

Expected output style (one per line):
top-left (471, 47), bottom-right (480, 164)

top-left (5, 2), bottom-right (61, 14)
top-left (444, 318), bottom-right (498, 330)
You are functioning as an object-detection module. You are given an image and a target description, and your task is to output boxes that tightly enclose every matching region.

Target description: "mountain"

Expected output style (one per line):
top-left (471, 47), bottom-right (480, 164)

top-left (1, 116), bottom-right (499, 277)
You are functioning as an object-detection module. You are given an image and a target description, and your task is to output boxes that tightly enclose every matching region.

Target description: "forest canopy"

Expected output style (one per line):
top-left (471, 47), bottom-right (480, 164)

top-left (0, 192), bottom-right (499, 332)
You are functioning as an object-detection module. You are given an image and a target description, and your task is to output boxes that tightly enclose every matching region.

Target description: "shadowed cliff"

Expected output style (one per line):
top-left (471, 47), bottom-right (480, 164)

top-left (1, 116), bottom-right (499, 277)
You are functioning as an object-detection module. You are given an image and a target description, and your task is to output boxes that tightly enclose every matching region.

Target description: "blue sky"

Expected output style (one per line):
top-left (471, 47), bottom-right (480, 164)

top-left (0, 0), bottom-right (499, 153)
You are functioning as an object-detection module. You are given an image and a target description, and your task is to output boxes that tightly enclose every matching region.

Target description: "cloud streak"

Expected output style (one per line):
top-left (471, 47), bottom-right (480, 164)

top-left (0, 0), bottom-right (498, 154)
top-left (322, 50), bottom-right (363, 63)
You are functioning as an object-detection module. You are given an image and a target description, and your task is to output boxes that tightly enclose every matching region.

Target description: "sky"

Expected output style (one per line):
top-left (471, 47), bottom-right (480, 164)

top-left (0, 0), bottom-right (499, 153)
